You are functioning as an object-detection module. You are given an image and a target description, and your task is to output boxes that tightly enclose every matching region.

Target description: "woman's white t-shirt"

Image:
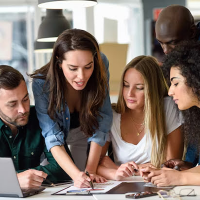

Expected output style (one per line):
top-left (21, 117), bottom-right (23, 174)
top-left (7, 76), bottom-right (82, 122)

top-left (107, 96), bottom-right (182, 166)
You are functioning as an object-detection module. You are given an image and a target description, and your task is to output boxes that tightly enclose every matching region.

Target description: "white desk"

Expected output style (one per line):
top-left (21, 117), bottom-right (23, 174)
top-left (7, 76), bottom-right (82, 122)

top-left (93, 177), bottom-right (200, 200)
top-left (0, 177), bottom-right (200, 200)
top-left (0, 185), bottom-right (95, 200)
top-left (93, 186), bottom-right (200, 200)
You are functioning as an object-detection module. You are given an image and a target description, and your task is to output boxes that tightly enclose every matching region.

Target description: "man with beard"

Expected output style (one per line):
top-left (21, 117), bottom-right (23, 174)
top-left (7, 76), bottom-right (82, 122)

top-left (0, 65), bottom-right (71, 188)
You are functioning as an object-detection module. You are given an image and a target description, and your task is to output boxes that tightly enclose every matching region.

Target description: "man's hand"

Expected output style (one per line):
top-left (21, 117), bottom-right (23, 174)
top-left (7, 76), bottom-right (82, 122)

top-left (17, 169), bottom-right (47, 188)
top-left (161, 159), bottom-right (193, 171)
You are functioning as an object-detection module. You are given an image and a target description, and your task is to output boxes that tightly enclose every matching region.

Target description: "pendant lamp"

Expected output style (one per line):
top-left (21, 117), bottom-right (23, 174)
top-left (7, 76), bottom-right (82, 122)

top-left (37, 9), bottom-right (71, 42)
top-left (38, 0), bottom-right (97, 9)
top-left (34, 41), bottom-right (54, 53)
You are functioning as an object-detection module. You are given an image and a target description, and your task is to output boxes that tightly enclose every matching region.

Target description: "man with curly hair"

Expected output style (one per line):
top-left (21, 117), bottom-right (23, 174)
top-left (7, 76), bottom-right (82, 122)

top-left (156, 5), bottom-right (200, 55)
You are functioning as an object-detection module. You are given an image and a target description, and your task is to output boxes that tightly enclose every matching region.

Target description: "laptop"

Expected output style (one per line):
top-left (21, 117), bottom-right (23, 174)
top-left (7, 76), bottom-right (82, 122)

top-left (0, 157), bottom-right (45, 198)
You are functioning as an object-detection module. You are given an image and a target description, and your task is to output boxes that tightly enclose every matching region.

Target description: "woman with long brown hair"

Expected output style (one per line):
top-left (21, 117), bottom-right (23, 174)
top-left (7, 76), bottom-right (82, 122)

top-left (30, 29), bottom-right (112, 187)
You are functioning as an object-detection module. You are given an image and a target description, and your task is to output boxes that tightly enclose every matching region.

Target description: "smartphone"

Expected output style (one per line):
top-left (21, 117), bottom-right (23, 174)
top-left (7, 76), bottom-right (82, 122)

top-left (125, 191), bottom-right (158, 199)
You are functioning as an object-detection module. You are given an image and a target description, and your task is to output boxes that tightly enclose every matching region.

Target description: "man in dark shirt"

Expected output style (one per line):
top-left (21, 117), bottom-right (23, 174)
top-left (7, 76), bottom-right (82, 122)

top-left (155, 5), bottom-right (200, 55)
top-left (0, 65), bottom-right (71, 188)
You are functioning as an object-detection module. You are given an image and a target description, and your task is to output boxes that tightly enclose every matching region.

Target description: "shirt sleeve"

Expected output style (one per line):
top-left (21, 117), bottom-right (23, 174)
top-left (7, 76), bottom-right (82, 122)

top-left (32, 78), bottom-right (65, 151)
top-left (87, 52), bottom-right (113, 146)
top-left (185, 145), bottom-right (199, 167)
top-left (164, 97), bottom-right (183, 135)
top-left (34, 144), bottom-right (71, 183)
top-left (16, 144), bottom-right (71, 183)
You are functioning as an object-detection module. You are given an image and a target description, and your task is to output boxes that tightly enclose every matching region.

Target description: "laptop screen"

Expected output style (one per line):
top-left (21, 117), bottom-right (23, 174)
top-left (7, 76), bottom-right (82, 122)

top-left (0, 157), bottom-right (45, 198)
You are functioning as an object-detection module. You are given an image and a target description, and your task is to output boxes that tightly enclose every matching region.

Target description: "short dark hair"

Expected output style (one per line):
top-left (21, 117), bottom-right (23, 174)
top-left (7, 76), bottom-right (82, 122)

top-left (0, 65), bottom-right (25, 90)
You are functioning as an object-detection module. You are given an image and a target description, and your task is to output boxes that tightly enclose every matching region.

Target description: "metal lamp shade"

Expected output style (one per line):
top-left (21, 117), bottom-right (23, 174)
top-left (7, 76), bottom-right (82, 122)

top-left (38, 0), bottom-right (97, 9)
top-left (34, 41), bottom-right (54, 53)
top-left (37, 9), bottom-right (71, 42)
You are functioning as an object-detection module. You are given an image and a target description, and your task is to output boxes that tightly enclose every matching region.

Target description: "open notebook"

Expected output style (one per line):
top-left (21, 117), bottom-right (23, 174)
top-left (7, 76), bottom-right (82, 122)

top-left (0, 157), bottom-right (45, 198)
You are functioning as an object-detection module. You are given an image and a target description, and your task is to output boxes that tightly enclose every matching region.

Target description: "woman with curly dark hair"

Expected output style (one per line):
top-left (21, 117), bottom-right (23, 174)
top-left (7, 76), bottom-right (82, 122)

top-left (140, 41), bottom-right (200, 186)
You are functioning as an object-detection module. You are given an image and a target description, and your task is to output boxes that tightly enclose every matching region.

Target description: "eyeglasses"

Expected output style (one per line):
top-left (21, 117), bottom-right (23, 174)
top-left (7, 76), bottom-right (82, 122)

top-left (157, 188), bottom-right (196, 200)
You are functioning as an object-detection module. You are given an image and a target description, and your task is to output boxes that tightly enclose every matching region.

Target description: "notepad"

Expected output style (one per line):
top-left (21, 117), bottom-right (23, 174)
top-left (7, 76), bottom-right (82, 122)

top-left (52, 180), bottom-right (122, 195)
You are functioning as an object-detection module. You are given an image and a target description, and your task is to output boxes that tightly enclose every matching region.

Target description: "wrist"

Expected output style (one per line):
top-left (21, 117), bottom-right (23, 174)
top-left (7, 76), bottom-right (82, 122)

top-left (179, 171), bottom-right (186, 185)
top-left (85, 168), bottom-right (96, 174)
top-left (69, 168), bottom-right (81, 180)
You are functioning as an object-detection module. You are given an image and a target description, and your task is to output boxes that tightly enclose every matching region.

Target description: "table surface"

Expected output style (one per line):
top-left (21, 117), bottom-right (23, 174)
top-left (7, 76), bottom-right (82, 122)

top-left (0, 176), bottom-right (200, 199)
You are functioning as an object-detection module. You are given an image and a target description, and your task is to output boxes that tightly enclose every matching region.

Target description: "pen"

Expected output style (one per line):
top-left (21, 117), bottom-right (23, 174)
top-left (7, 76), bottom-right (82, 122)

top-left (85, 171), bottom-right (94, 189)
top-left (44, 178), bottom-right (55, 187)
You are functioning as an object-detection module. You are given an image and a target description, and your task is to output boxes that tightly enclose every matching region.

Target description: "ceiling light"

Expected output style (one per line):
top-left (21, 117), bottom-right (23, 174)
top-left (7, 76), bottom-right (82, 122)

top-left (37, 9), bottom-right (71, 42)
top-left (38, 0), bottom-right (97, 9)
top-left (34, 41), bottom-right (54, 53)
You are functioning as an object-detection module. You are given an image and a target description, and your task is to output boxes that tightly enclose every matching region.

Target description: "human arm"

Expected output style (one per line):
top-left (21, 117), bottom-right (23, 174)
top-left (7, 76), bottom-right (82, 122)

top-left (161, 159), bottom-right (193, 170)
top-left (165, 126), bottom-right (184, 161)
top-left (97, 142), bottom-right (139, 180)
top-left (34, 144), bottom-right (72, 183)
top-left (164, 97), bottom-right (184, 161)
top-left (141, 166), bottom-right (200, 186)
top-left (161, 145), bottom-right (197, 170)
top-left (50, 145), bottom-right (91, 187)
top-left (85, 142), bottom-right (107, 183)
top-left (86, 53), bottom-right (113, 177)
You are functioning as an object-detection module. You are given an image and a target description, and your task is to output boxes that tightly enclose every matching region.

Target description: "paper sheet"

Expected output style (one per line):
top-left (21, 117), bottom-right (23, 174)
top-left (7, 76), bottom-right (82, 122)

top-left (54, 180), bottom-right (121, 194)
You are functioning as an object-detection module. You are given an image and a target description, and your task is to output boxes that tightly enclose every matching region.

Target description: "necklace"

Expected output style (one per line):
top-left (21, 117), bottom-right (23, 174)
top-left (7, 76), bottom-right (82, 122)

top-left (129, 112), bottom-right (145, 136)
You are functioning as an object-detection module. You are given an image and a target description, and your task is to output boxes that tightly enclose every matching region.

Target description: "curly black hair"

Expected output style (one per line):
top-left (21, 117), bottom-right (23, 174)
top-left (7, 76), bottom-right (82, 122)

top-left (162, 41), bottom-right (200, 151)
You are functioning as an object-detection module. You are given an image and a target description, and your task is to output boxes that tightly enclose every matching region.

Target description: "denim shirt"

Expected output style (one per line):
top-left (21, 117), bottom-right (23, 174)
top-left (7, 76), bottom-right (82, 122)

top-left (32, 52), bottom-right (113, 151)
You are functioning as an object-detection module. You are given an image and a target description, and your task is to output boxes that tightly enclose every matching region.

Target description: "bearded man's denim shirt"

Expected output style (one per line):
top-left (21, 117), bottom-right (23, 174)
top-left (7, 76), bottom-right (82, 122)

top-left (32, 53), bottom-right (113, 151)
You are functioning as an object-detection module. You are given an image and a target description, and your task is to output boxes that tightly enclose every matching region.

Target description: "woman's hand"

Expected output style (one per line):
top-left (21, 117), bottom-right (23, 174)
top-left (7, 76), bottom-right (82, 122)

top-left (89, 173), bottom-right (107, 183)
top-left (73, 171), bottom-right (92, 188)
top-left (139, 163), bottom-right (157, 182)
top-left (114, 161), bottom-right (139, 180)
top-left (140, 167), bottom-right (182, 186)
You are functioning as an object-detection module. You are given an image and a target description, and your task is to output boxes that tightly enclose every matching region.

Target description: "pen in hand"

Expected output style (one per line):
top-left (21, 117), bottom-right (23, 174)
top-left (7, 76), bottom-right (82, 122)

top-left (85, 171), bottom-right (94, 189)
top-left (43, 178), bottom-right (55, 187)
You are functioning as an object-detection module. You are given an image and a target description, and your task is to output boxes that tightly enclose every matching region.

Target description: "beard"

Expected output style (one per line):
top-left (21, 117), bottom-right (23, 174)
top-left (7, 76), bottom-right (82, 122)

top-left (0, 108), bottom-right (30, 127)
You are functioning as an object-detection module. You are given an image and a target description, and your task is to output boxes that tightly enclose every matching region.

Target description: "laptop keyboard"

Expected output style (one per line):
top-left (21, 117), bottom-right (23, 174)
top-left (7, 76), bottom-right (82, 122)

top-left (22, 187), bottom-right (45, 197)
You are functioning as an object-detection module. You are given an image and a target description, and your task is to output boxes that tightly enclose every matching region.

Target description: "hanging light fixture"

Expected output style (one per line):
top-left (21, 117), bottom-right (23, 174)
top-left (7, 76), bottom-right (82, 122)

top-left (38, 0), bottom-right (97, 9)
top-left (34, 41), bottom-right (54, 53)
top-left (37, 9), bottom-right (71, 42)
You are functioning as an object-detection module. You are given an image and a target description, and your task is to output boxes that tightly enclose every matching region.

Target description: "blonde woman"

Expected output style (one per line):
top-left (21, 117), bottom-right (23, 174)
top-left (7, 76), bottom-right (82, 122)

top-left (97, 55), bottom-right (184, 180)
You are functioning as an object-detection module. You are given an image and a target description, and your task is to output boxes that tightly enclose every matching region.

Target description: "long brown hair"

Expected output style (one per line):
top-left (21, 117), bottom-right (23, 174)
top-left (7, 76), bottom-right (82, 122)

top-left (30, 29), bottom-right (108, 136)
top-left (114, 56), bottom-right (168, 167)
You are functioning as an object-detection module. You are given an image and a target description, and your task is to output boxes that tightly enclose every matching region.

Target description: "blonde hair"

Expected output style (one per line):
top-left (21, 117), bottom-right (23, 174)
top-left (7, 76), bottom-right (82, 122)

top-left (113, 55), bottom-right (168, 167)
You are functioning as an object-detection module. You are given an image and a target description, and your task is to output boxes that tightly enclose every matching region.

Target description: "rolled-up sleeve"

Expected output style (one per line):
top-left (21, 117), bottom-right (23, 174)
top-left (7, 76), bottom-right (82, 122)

top-left (88, 52), bottom-right (113, 146)
top-left (32, 78), bottom-right (65, 151)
